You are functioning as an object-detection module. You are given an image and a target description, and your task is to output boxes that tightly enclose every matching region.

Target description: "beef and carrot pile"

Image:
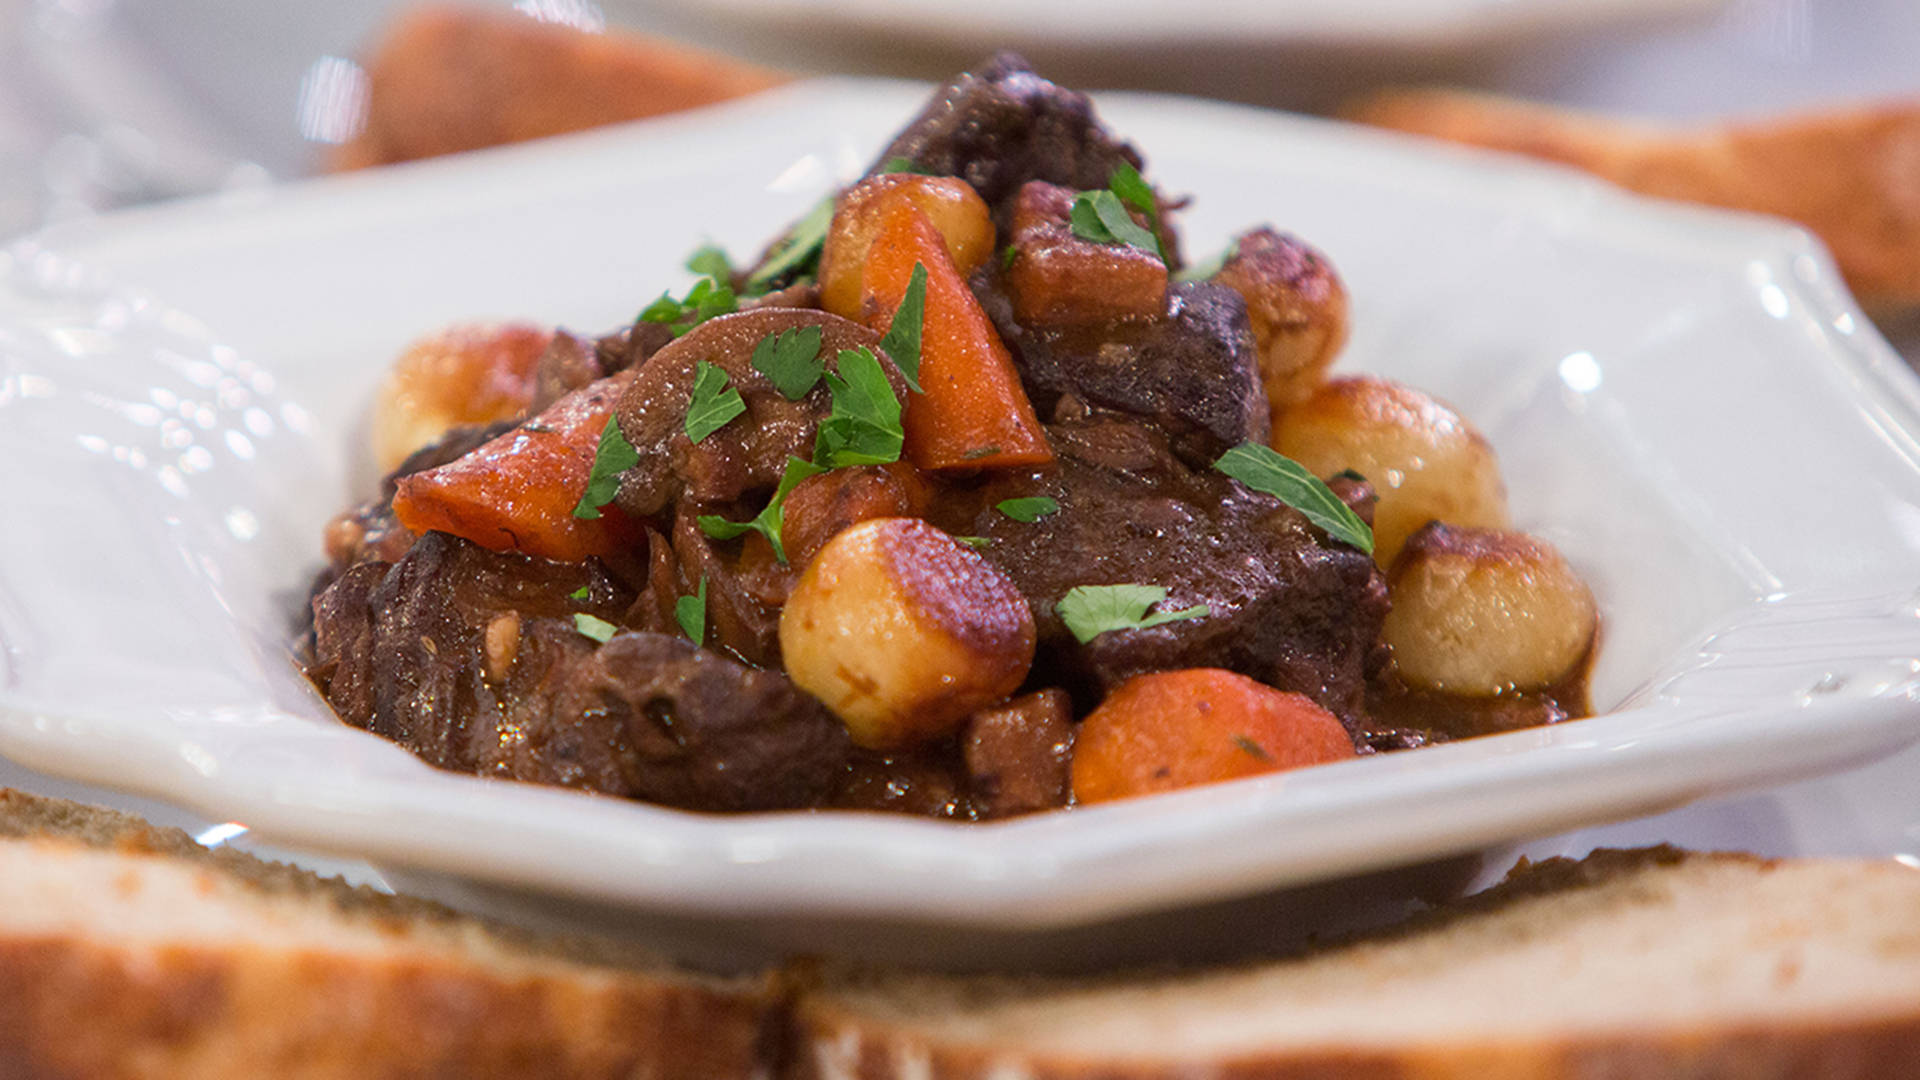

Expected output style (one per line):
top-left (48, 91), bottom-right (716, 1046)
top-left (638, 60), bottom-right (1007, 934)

top-left (302, 56), bottom-right (1598, 819)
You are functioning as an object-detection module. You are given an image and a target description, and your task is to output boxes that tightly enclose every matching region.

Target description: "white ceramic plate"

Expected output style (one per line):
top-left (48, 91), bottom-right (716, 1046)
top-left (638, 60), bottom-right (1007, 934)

top-left (3, 80), bottom-right (1919, 932)
top-left (643, 0), bottom-right (1724, 50)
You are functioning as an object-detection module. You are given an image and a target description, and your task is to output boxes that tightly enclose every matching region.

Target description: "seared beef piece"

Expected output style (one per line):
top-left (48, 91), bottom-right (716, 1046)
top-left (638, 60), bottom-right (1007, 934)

top-left (669, 504), bottom-right (796, 668)
top-left (962, 689), bottom-right (1074, 817)
top-left (927, 415), bottom-right (1388, 730)
top-left (531, 331), bottom-right (601, 413)
top-left (317, 420), bottom-right (519, 578)
top-left (872, 53), bottom-right (1144, 223)
top-left (1003, 180), bottom-right (1168, 327)
top-left (532, 630), bottom-right (849, 811)
top-left (309, 531), bottom-right (848, 811)
top-left (981, 280), bottom-right (1269, 466)
top-left (612, 308), bottom-right (900, 518)
top-left (594, 320), bottom-right (676, 376)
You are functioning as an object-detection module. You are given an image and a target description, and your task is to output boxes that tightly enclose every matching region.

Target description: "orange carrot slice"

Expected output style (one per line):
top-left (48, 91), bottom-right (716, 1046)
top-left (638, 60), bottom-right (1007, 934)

top-left (1070, 668), bottom-right (1355, 804)
top-left (860, 201), bottom-right (1052, 471)
top-left (391, 370), bottom-right (639, 561)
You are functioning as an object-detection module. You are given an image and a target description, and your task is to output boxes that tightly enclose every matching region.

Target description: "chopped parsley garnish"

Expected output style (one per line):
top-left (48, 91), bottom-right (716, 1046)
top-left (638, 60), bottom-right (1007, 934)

top-left (1213, 442), bottom-right (1373, 555)
top-left (1055, 584), bottom-right (1209, 644)
top-left (1000, 245), bottom-right (1019, 271)
top-left (1069, 165), bottom-right (1164, 260)
top-left (640, 275), bottom-right (737, 336)
top-left (684, 243), bottom-right (734, 282)
top-left (1174, 238), bottom-right (1239, 283)
top-left (1108, 163), bottom-right (1157, 226)
top-left (697, 456), bottom-right (827, 565)
top-left (745, 194), bottom-right (834, 293)
top-left (879, 156), bottom-right (936, 175)
top-left (568, 585), bottom-right (590, 601)
top-left (1069, 190), bottom-right (1162, 259)
top-left (814, 347), bottom-right (904, 468)
top-left (751, 325), bottom-right (826, 400)
top-left (571, 415), bottom-right (639, 520)
top-left (675, 575), bottom-right (708, 646)
top-left (877, 262), bottom-right (927, 392)
top-left (1232, 734), bottom-right (1275, 762)
top-left (684, 360), bottom-right (747, 444)
top-left (995, 495), bottom-right (1059, 523)
top-left (954, 535), bottom-right (993, 550)
top-left (573, 613), bottom-right (618, 644)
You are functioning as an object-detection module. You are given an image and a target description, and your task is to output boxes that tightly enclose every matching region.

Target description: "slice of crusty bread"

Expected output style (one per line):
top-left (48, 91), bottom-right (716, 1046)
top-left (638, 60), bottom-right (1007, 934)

top-left (329, 5), bottom-right (787, 171)
top-left (795, 847), bottom-right (1920, 1079)
top-left (1343, 88), bottom-right (1920, 314)
top-left (9, 786), bottom-right (1920, 1079)
top-left (0, 788), bottom-right (773, 1080)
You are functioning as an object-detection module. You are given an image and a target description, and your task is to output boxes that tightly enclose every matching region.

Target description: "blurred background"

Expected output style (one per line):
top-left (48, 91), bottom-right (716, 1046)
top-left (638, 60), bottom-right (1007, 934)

top-left (3, 0), bottom-right (1918, 241)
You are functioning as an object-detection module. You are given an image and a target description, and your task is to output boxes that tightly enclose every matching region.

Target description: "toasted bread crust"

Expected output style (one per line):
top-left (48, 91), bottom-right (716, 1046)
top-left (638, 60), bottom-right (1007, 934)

top-left (791, 1011), bottom-right (1920, 1080)
top-left (792, 848), bottom-right (1920, 1080)
top-left (331, 5), bottom-right (787, 170)
top-left (0, 936), bottom-right (769, 1080)
top-left (1345, 88), bottom-right (1920, 313)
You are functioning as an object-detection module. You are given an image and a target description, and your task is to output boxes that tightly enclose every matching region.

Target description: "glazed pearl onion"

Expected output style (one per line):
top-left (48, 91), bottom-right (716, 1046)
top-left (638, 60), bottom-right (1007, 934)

top-left (779, 518), bottom-right (1035, 750)
top-left (1383, 523), bottom-right (1597, 697)
top-left (1272, 375), bottom-right (1509, 567)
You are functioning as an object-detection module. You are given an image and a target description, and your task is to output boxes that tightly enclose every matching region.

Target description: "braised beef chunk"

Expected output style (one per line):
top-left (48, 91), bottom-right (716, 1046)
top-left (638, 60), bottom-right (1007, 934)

top-left (962, 689), bottom-right (1074, 817)
top-left (314, 418), bottom-right (521, 587)
top-left (873, 53), bottom-right (1143, 219)
top-left (539, 631), bottom-right (849, 811)
top-left (308, 531), bottom-right (849, 810)
top-left (984, 280), bottom-right (1269, 465)
top-left (928, 416), bottom-right (1387, 730)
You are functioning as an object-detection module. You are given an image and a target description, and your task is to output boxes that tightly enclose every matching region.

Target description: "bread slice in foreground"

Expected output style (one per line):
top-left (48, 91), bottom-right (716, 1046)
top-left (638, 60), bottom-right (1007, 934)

top-left (796, 847), bottom-right (1920, 1079)
top-left (0, 788), bottom-right (773, 1080)
top-left (1343, 89), bottom-right (1920, 314)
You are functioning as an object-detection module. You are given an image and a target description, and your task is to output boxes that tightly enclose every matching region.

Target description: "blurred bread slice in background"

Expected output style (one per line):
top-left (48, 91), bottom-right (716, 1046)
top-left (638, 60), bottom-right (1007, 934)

top-left (1344, 89), bottom-right (1920, 315)
top-left (330, 4), bottom-right (786, 171)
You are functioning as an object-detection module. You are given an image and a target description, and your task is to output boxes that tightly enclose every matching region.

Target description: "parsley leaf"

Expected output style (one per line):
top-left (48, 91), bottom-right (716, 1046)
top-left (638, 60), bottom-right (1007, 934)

top-left (1069, 190), bottom-right (1162, 260)
top-left (814, 347), bottom-right (904, 468)
top-left (684, 360), bottom-right (747, 444)
top-left (568, 585), bottom-right (590, 601)
top-left (995, 495), bottom-right (1059, 523)
top-left (745, 194), bottom-right (834, 293)
top-left (953, 535), bottom-right (993, 550)
top-left (1174, 238), bottom-right (1239, 283)
top-left (751, 325), bottom-right (827, 400)
top-left (1055, 584), bottom-right (1208, 644)
top-left (685, 243), bottom-right (734, 281)
top-left (879, 156), bottom-right (937, 175)
top-left (573, 613), bottom-right (618, 644)
top-left (1109, 163), bottom-right (1157, 224)
top-left (572, 415), bottom-right (639, 520)
top-left (877, 262), bottom-right (927, 392)
top-left (640, 275), bottom-right (737, 337)
top-left (675, 575), bottom-right (708, 646)
top-left (697, 456), bottom-right (827, 565)
top-left (1232, 734), bottom-right (1275, 762)
top-left (1213, 442), bottom-right (1373, 554)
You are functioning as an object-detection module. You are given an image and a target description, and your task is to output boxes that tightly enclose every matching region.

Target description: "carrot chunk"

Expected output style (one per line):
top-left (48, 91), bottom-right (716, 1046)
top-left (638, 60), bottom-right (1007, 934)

top-left (1070, 668), bottom-right (1355, 804)
top-left (391, 370), bottom-right (640, 561)
top-left (859, 201), bottom-right (1052, 471)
